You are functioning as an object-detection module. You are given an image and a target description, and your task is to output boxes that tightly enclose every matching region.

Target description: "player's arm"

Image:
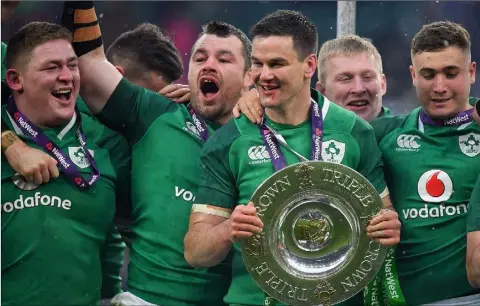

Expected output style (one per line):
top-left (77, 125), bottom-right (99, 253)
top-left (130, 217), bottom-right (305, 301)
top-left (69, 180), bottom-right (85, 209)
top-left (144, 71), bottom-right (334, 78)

top-left (184, 212), bottom-right (232, 268)
top-left (352, 116), bottom-right (401, 246)
top-left (466, 175), bottom-right (480, 288)
top-left (185, 201), bottom-right (263, 268)
top-left (184, 121), bottom-right (263, 267)
top-left (232, 87), bottom-right (263, 124)
top-left (100, 224), bottom-right (125, 298)
top-left (2, 129), bottom-right (59, 184)
top-left (183, 127), bottom-right (237, 267)
top-left (61, 1), bottom-right (121, 114)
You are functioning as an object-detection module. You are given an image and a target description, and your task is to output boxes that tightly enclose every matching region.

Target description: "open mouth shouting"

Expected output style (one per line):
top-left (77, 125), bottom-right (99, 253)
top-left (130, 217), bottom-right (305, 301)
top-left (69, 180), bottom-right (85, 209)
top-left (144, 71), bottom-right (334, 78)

top-left (199, 77), bottom-right (220, 102)
top-left (51, 88), bottom-right (73, 103)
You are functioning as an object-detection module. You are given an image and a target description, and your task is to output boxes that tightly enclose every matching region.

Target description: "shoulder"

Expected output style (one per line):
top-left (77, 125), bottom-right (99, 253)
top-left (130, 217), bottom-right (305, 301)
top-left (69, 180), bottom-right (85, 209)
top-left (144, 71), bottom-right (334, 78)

top-left (370, 111), bottom-right (414, 143)
top-left (201, 117), bottom-right (242, 155)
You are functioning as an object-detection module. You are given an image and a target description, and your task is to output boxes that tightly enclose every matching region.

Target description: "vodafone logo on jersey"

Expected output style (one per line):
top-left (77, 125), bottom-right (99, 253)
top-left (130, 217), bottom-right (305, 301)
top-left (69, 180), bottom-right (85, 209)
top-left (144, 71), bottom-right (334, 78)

top-left (417, 170), bottom-right (453, 203)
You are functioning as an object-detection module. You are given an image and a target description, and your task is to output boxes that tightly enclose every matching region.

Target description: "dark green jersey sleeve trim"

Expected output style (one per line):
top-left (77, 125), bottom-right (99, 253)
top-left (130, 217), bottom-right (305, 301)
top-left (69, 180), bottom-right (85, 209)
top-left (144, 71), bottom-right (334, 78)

top-left (97, 77), bottom-right (179, 146)
top-left (195, 119), bottom-right (241, 209)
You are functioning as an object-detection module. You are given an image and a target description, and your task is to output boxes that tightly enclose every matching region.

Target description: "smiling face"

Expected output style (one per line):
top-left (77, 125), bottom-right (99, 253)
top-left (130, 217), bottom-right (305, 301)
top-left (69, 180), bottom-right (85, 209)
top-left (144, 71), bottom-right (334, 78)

top-left (187, 34), bottom-right (248, 124)
top-left (410, 46), bottom-right (476, 119)
top-left (6, 39), bottom-right (80, 127)
top-left (250, 35), bottom-right (316, 110)
top-left (320, 52), bottom-right (386, 121)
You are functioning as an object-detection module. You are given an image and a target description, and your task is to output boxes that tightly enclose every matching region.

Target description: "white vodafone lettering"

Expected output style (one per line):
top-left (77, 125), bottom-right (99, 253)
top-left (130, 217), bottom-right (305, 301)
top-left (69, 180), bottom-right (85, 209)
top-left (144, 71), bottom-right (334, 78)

top-left (402, 203), bottom-right (467, 219)
top-left (1, 192), bottom-right (72, 213)
top-left (175, 186), bottom-right (196, 202)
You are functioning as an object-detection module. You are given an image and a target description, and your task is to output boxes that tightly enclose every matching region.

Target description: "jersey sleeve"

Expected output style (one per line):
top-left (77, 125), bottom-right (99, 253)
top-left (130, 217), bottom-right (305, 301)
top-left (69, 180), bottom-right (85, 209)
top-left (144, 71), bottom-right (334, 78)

top-left (99, 223), bottom-right (125, 299)
top-left (194, 120), bottom-right (241, 214)
top-left (97, 124), bottom-right (132, 221)
top-left (96, 78), bottom-right (179, 146)
top-left (350, 116), bottom-right (387, 196)
top-left (370, 115), bottom-right (406, 145)
top-left (467, 175), bottom-right (480, 232)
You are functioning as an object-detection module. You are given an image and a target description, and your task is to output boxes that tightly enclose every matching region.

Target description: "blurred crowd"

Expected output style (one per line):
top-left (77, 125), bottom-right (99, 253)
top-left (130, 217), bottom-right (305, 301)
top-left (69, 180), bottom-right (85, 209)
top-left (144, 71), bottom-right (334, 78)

top-left (2, 1), bottom-right (479, 116)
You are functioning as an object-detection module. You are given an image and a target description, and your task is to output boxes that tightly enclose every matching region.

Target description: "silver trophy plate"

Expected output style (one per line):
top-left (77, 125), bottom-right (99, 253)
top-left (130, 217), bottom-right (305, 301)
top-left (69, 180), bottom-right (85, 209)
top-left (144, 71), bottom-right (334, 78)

top-left (241, 161), bottom-right (388, 306)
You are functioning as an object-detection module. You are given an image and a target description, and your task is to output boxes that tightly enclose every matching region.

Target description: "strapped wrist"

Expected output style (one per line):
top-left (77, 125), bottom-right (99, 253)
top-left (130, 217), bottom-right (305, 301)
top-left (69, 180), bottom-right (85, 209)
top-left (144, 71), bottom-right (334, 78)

top-left (61, 1), bottom-right (102, 57)
top-left (1, 130), bottom-right (22, 152)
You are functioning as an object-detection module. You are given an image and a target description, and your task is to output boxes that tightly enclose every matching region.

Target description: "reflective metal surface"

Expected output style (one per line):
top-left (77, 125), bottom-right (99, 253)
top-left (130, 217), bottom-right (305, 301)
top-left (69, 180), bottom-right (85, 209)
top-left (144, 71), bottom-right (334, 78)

top-left (241, 161), bottom-right (387, 306)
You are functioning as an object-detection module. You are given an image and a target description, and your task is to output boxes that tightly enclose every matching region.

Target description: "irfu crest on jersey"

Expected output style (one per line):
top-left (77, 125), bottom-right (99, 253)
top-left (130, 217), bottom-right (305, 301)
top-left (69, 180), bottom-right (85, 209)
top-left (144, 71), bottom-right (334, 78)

top-left (68, 147), bottom-right (95, 169)
top-left (459, 133), bottom-right (480, 157)
top-left (321, 140), bottom-right (345, 163)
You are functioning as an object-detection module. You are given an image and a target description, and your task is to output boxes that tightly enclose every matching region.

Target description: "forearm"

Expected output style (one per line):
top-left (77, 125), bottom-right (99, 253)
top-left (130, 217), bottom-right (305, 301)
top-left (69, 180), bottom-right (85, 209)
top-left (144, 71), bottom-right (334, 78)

top-left (62, 1), bottom-right (122, 114)
top-left (467, 232), bottom-right (480, 288)
top-left (184, 218), bottom-right (233, 268)
top-left (467, 250), bottom-right (480, 288)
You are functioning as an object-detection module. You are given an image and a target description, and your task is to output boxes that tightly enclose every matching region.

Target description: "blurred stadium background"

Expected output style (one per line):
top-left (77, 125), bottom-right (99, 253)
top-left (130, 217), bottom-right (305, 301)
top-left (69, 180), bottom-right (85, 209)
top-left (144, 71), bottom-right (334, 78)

top-left (2, 1), bottom-right (479, 115)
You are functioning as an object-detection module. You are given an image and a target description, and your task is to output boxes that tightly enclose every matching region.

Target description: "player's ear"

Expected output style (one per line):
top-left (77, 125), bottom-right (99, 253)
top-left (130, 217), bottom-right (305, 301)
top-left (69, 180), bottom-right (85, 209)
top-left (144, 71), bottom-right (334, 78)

top-left (115, 66), bottom-right (125, 76)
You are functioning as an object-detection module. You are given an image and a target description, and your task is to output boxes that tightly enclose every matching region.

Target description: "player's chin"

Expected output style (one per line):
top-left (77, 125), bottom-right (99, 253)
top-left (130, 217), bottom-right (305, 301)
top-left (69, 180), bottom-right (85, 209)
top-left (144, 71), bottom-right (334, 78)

top-left (53, 107), bottom-right (76, 122)
top-left (427, 103), bottom-right (458, 119)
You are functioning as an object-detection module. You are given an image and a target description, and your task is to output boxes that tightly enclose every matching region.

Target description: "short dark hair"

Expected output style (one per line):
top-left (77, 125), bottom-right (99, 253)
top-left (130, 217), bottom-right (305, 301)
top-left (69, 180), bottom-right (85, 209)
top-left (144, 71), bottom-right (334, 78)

top-left (411, 21), bottom-right (471, 56)
top-left (106, 23), bottom-right (183, 83)
top-left (250, 10), bottom-right (318, 60)
top-left (6, 21), bottom-right (72, 69)
top-left (194, 21), bottom-right (252, 71)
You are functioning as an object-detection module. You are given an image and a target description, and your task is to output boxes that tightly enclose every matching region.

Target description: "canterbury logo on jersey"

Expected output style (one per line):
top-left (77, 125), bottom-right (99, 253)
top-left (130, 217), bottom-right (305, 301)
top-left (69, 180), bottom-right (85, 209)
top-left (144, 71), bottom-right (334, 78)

top-left (1, 192), bottom-right (72, 214)
top-left (248, 146), bottom-right (271, 164)
top-left (396, 134), bottom-right (420, 152)
top-left (402, 170), bottom-right (466, 219)
top-left (175, 186), bottom-right (196, 202)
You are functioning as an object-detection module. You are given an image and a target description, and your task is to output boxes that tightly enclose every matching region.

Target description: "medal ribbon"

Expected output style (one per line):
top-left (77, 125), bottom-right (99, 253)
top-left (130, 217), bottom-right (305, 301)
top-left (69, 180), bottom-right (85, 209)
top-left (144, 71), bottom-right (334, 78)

top-left (7, 96), bottom-right (99, 189)
top-left (259, 99), bottom-right (323, 305)
top-left (260, 99), bottom-right (323, 172)
top-left (364, 249), bottom-right (406, 305)
top-left (187, 103), bottom-right (209, 142)
top-left (419, 108), bottom-right (474, 127)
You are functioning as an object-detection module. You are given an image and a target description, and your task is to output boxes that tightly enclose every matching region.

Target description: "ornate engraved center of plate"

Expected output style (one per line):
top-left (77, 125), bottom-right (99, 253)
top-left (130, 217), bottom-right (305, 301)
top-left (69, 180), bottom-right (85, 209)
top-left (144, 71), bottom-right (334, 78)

top-left (292, 209), bottom-right (332, 252)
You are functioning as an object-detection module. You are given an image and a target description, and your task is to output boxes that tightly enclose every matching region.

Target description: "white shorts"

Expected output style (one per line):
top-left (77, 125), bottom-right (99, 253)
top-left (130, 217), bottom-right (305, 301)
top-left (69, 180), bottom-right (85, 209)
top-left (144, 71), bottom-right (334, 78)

top-left (111, 292), bottom-right (158, 306)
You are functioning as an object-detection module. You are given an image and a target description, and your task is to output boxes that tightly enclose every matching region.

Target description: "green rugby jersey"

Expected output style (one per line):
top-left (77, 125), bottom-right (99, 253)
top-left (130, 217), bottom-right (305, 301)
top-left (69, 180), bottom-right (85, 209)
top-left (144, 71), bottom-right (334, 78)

top-left (467, 175), bottom-right (480, 232)
top-left (195, 90), bottom-right (387, 306)
top-left (1, 41), bottom-right (6, 80)
top-left (1, 107), bottom-right (130, 305)
top-left (379, 106), bottom-right (392, 118)
top-left (371, 102), bottom-right (480, 305)
top-left (98, 78), bottom-right (230, 306)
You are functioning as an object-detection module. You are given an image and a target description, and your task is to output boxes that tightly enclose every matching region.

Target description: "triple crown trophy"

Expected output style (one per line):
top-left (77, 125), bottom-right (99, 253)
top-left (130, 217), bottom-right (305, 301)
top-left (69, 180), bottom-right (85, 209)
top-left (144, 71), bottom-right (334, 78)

top-left (241, 161), bottom-right (388, 306)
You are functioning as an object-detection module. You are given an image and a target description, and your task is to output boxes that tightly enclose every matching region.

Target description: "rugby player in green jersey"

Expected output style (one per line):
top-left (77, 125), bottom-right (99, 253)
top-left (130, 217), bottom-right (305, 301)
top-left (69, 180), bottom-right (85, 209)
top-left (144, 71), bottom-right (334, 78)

top-left (466, 99), bottom-right (480, 296)
top-left (370, 21), bottom-right (480, 305)
top-left (61, 2), bottom-right (251, 305)
top-left (2, 18), bottom-right (190, 302)
top-left (234, 35), bottom-right (391, 123)
top-left (1, 21), bottom-right (131, 305)
top-left (184, 10), bottom-right (401, 306)
top-left (2, 22), bottom-right (188, 185)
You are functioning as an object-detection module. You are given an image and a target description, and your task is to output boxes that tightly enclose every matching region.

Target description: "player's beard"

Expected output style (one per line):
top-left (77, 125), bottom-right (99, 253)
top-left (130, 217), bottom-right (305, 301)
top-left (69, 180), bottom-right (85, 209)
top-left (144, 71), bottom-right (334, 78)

top-left (191, 89), bottom-right (239, 125)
